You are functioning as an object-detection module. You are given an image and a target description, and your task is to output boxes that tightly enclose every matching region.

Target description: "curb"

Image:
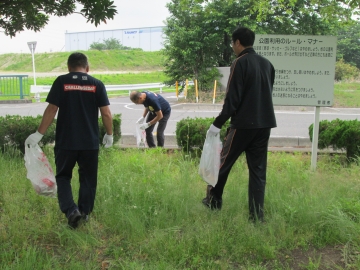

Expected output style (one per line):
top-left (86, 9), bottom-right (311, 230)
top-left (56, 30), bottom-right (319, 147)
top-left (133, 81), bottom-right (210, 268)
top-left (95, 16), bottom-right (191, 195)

top-left (117, 134), bottom-right (344, 153)
top-left (118, 134), bottom-right (312, 148)
top-left (0, 100), bottom-right (32, 104)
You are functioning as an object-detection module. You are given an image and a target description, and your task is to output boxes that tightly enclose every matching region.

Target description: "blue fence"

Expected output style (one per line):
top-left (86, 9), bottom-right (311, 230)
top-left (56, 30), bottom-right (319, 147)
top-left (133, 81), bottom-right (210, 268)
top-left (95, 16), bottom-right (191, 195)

top-left (0, 75), bottom-right (29, 99)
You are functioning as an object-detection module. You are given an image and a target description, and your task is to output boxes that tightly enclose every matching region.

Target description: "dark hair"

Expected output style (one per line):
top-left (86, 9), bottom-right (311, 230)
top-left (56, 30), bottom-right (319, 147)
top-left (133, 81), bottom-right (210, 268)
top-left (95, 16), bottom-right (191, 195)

top-left (67, 52), bottom-right (89, 69)
top-left (232, 27), bottom-right (255, 47)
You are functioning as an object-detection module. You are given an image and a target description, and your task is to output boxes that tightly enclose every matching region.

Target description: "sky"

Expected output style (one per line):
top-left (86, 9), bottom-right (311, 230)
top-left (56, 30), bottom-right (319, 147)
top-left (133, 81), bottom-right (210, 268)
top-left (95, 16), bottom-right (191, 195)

top-left (0, 0), bottom-right (171, 54)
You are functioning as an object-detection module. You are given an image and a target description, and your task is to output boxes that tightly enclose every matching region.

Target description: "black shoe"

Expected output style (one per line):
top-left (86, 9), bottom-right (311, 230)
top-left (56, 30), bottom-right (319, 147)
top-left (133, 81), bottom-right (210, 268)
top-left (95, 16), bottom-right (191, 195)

top-left (67, 209), bottom-right (82, 229)
top-left (248, 214), bottom-right (264, 224)
top-left (202, 185), bottom-right (222, 210)
top-left (81, 212), bottom-right (89, 222)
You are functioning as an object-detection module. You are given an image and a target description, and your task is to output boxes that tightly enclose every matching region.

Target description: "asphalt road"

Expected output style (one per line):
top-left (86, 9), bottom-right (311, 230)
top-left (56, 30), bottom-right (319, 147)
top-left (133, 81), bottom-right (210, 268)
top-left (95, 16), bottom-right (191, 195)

top-left (1, 92), bottom-right (360, 140)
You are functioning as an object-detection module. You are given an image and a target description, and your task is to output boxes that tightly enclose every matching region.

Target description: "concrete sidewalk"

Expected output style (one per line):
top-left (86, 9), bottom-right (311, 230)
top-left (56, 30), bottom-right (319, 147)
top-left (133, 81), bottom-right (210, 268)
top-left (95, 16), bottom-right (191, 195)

top-left (117, 134), bottom-right (344, 153)
top-left (119, 133), bottom-right (311, 148)
top-left (118, 133), bottom-right (322, 151)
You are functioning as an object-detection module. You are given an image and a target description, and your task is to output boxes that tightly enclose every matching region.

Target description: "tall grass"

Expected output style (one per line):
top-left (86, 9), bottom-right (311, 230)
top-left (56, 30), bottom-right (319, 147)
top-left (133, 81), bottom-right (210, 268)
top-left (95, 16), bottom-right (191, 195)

top-left (1, 148), bottom-right (359, 269)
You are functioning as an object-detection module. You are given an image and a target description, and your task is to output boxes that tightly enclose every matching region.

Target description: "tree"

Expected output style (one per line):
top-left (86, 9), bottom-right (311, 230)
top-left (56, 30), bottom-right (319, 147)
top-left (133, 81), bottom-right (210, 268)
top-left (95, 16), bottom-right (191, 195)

top-left (0, 0), bottom-right (117, 37)
top-left (163, 0), bottom-right (224, 91)
top-left (337, 22), bottom-right (360, 69)
top-left (89, 38), bottom-right (133, 51)
top-left (249, 0), bottom-right (357, 25)
top-left (163, 0), bottom-right (356, 90)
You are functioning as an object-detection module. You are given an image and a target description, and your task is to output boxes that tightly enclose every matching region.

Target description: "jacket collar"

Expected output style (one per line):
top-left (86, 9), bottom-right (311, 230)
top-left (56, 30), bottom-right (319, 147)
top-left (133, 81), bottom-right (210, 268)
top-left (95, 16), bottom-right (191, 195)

top-left (237, 47), bottom-right (255, 58)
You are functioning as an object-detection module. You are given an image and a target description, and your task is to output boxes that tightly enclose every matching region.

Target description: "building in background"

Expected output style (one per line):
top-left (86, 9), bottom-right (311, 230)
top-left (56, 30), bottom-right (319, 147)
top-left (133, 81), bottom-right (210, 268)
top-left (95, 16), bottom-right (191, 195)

top-left (65, 26), bottom-right (165, 52)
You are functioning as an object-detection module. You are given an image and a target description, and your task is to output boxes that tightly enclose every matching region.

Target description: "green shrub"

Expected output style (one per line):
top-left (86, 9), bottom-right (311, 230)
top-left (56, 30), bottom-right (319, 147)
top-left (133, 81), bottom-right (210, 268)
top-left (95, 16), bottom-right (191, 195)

top-left (175, 117), bottom-right (229, 152)
top-left (99, 113), bottom-right (121, 144)
top-left (0, 115), bottom-right (56, 154)
top-left (309, 119), bottom-right (360, 160)
top-left (0, 114), bottom-right (122, 154)
top-left (89, 38), bottom-right (134, 51)
top-left (335, 59), bottom-right (359, 81)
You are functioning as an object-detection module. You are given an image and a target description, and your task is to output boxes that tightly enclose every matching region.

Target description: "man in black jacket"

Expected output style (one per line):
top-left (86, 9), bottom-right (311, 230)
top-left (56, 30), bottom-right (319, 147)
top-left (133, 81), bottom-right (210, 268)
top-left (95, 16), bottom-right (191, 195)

top-left (202, 27), bottom-right (277, 222)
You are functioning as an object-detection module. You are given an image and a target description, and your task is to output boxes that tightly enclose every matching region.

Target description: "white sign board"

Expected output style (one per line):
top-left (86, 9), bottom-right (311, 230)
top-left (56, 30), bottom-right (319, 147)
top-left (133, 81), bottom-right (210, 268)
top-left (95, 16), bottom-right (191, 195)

top-left (254, 35), bottom-right (337, 106)
top-left (27, 41), bottom-right (37, 53)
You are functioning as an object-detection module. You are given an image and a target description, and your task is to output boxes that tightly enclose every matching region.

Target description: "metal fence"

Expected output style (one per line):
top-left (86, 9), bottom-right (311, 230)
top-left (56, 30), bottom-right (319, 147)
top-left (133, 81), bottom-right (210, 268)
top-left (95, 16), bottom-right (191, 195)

top-left (0, 75), bottom-right (29, 99)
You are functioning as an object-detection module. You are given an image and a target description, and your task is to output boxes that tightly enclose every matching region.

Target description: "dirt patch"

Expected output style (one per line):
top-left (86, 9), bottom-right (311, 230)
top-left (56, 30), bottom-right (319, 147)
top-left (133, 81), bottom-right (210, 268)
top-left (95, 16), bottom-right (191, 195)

top-left (266, 245), bottom-right (359, 269)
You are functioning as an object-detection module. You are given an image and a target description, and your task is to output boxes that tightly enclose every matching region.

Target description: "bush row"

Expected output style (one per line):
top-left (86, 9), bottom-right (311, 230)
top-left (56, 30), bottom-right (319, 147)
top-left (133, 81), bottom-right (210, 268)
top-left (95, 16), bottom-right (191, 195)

top-left (2, 115), bottom-right (358, 162)
top-left (177, 117), bottom-right (360, 162)
top-left (309, 118), bottom-right (360, 161)
top-left (0, 114), bottom-right (121, 154)
top-left (176, 117), bottom-right (229, 152)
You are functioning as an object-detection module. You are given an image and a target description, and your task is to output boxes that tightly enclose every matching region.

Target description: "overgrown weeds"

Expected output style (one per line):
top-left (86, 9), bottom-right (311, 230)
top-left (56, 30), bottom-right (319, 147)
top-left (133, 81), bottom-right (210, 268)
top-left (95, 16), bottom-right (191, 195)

top-left (1, 148), bottom-right (359, 269)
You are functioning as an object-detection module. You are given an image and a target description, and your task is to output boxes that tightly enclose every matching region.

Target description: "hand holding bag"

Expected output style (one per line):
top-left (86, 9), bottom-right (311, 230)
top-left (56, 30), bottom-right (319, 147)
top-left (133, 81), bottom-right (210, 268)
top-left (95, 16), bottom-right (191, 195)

top-left (24, 144), bottom-right (57, 197)
top-left (198, 133), bottom-right (222, 186)
top-left (135, 123), bottom-right (147, 148)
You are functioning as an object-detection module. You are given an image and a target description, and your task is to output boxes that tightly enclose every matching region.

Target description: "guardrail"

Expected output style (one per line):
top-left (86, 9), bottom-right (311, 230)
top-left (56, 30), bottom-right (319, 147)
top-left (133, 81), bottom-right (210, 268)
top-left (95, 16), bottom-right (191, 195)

top-left (0, 75), bottom-right (29, 99)
top-left (30, 83), bottom-right (166, 101)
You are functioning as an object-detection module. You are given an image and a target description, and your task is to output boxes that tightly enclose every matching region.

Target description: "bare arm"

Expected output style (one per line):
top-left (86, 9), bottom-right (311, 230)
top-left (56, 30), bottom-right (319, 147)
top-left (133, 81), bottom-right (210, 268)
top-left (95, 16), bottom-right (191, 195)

top-left (100, 105), bottom-right (113, 135)
top-left (38, 103), bottom-right (58, 134)
top-left (149, 110), bottom-right (163, 126)
top-left (142, 108), bottom-right (149, 118)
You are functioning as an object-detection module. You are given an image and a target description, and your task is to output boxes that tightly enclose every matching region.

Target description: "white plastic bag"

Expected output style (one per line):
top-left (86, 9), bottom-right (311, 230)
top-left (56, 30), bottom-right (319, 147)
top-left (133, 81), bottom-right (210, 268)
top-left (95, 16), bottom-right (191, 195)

top-left (24, 144), bottom-right (57, 197)
top-left (198, 134), bottom-right (223, 186)
top-left (135, 123), bottom-right (147, 148)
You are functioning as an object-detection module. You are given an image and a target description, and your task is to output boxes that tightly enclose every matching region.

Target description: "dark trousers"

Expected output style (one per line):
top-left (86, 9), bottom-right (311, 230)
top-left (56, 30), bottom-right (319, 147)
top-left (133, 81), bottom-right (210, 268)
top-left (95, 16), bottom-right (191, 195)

top-left (145, 112), bottom-right (171, 147)
top-left (212, 128), bottom-right (271, 220)
top-left (54, 148), bottom-right (99, 218)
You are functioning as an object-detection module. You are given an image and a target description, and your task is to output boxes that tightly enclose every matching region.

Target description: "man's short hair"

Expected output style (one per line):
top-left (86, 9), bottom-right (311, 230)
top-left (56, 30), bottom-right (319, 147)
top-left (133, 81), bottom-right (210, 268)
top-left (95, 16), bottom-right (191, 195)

top-left (67, 52), bottom-right (89, 69)
top-left (130, 91), bottom-right (142, 102)
top-left (232, 27), bottom-right (255, 47)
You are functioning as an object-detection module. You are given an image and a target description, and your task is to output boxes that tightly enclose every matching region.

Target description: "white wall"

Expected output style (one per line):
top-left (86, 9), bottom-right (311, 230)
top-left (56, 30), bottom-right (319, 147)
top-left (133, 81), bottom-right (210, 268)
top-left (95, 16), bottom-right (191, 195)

top-left (216, 67), bottom-right (230, 91)
top-left (65, 26), bottom-right (165, 52)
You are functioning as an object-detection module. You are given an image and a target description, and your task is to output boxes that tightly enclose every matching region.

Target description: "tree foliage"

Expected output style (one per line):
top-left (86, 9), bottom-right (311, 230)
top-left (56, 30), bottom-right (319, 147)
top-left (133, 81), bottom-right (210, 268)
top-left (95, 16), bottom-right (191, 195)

top-left (337, 22), bottom-right (360, 69)
top-left (335, 59), bottom-right (359, 81)
top-left (163, 0), bottom-right (223, 90)
top-left (0, 0), bottom-right (117, 37)
top-left (163, 0), bottom-right (356, 90)
top-left (89, 38), bottom-right (133, 51)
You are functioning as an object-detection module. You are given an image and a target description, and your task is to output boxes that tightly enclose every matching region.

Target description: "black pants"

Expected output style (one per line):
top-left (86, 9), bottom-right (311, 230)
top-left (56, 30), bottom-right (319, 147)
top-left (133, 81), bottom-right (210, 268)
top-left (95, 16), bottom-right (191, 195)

top-left (212, 128), bottom-right (271, 220)
top-left (145, 112), bottom-right (171, 147)
top-left (54, 148), bottom-right (99, 218)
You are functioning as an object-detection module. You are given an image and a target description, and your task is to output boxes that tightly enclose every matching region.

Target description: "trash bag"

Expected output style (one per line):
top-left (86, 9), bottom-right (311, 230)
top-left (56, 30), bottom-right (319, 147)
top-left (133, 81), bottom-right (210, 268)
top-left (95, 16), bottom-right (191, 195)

top-left (198, 134), bottom-right (223, 187)
top-left (135, 123), bottom-right (147, 148)
top-left (24, 144), bottom-right (57, 197)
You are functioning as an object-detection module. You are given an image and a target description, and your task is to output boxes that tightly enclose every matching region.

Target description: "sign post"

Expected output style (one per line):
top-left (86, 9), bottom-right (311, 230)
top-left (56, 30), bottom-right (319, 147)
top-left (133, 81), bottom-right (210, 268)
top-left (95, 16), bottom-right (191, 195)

top-left (27, 41), bottom-right (39, 102)
top-left (253, 35), bottom-right (337, 170)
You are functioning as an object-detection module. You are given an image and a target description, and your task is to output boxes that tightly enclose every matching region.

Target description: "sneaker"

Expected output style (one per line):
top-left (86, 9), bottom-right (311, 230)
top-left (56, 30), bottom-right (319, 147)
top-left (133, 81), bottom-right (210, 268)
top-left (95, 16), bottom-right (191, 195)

top-left (67, 209), bottom-right (82, 229)
top-left (202, 185), bottom-right (222, 210)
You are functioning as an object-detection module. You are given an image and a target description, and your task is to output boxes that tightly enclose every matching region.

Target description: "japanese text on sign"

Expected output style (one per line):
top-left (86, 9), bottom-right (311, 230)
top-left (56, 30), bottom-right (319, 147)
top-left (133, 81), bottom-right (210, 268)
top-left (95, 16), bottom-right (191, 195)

top-left (254, 35), bottom-right (336, 106)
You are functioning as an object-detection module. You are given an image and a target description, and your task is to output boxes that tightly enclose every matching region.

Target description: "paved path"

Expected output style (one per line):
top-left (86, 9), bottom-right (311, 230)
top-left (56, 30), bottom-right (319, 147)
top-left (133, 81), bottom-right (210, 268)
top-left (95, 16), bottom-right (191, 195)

top-left (1, 93), bottom-right (359, 150)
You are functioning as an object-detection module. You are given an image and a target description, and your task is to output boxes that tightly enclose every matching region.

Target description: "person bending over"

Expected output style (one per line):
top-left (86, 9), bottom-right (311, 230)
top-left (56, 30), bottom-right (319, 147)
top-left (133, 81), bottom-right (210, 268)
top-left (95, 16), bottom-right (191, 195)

top-left (130, 90), bottom-right (171, 148)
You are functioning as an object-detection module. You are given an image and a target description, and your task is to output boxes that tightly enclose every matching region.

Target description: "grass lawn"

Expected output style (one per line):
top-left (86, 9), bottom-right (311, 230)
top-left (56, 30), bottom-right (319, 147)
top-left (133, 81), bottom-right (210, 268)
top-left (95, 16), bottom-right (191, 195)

top-left (1, 148), bottom-right (360, 269)
top-left (334, 81), bottom-right (360, 107)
